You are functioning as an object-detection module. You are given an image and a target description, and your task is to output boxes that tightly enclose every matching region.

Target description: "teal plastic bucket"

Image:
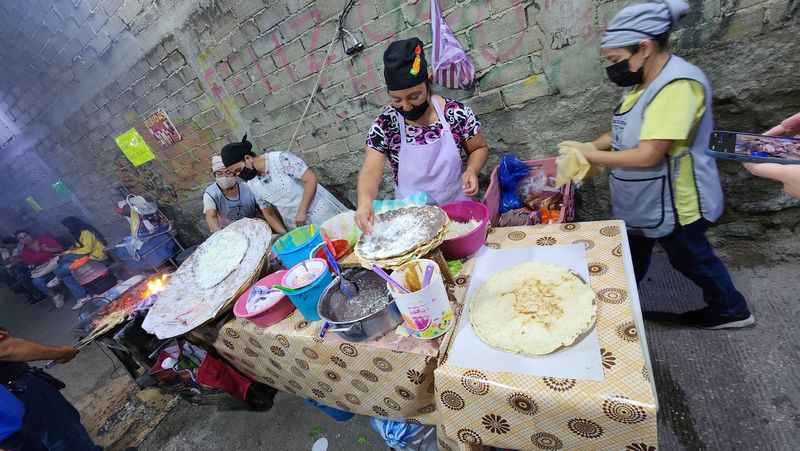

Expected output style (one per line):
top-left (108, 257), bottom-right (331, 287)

top-left (280, 258), bottom-right (332, 321)
top-left (271, 225), bottom-right (323, 269)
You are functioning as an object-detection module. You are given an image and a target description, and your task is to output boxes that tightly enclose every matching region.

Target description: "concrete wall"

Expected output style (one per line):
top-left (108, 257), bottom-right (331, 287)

top-left (0, 0), bottom-right (797, 262)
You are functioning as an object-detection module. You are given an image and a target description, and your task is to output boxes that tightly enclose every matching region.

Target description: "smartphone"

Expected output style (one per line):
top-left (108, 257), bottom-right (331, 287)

top-left (707, 131), bottom-right (800, 164)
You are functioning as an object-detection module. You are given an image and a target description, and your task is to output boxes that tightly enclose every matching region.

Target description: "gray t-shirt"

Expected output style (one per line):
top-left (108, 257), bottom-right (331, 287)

top-left (203, 182), bottom-right (260, 228)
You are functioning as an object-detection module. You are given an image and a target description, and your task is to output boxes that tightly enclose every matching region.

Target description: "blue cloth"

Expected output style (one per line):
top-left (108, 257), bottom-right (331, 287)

top-left (369, 418), bottom-right (426, 449)
top-left (53, 255), bottom-right (87, 300)
top-left (0, 373), bottom-right (101, 451)
top-left (601, 0), bottom-right (689, 48)
top-left (30, 255), bottom-right (87, 300)
top-left (30, 274), bottom-right (53, 298)
top-left (628, 219), bottom-right (749, 316)
top-left (0, 386), bottom-right (24, 442)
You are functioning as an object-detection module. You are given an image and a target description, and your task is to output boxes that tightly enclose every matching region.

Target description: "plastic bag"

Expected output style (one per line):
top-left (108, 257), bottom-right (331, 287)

top-left (373, 192), bottom-right (429, 215)
top-left (369, 418), bottom-right (437, 451)
top-left (430, 0), bottom-right (475, 89)
top-left (498, 155), bottom-right (530, 214)
top-left (321, 210), bottom-right (362, 247)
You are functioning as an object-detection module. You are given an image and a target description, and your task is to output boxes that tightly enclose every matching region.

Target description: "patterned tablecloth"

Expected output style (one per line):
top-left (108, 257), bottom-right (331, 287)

top-left (435, 220), bottom-right (658, 451)
top-left (190, 308), bottom-right (448, 424)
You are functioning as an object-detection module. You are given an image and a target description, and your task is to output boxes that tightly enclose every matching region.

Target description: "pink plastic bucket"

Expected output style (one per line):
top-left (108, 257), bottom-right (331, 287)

top-left (440, 201), bottom-right (490, 260)
top-left (233, 270), bottom-right (295, 327)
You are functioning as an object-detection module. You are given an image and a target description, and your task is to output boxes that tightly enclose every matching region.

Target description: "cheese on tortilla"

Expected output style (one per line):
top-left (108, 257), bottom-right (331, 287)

top-left (469, 262), bottom-right (596, 355)
top-left (195, 229), bottom-right (249, 289)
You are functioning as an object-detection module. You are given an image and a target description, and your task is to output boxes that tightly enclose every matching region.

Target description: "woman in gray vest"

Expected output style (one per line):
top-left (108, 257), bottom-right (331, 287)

top-left (559, 0), bottom-right (753, 329)
top-left (204, 155), bottom-right (287, 234)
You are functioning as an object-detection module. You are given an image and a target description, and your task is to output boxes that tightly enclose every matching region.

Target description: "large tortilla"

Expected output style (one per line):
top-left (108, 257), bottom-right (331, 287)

top-left (142, 218), bottom-right (270, 339)
top-left (469, 262), bottom-right (596, 356)
top-left (194, 228), bottom-right (249, 289)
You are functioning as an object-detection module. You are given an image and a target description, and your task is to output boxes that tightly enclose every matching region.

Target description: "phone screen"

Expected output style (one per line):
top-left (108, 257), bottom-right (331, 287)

top-left (733, 133), bottom-right (800, 160)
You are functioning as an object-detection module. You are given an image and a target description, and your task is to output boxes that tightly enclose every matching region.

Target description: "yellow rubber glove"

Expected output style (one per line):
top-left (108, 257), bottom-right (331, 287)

top-left (555, 141), bottom-right (600, 187)
top-left (558, 141), bottom-right (596, 156)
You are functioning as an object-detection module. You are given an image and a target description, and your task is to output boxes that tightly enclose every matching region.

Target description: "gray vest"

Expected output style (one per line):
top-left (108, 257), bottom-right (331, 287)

top-left (610, 55), bottom-right (724, 238)
top-left (204, 182), bottom-right (260, 227)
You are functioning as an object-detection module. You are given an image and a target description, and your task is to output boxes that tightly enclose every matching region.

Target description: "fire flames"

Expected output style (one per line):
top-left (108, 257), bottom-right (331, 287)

top-left (143, 274), bottom-right (169, 299)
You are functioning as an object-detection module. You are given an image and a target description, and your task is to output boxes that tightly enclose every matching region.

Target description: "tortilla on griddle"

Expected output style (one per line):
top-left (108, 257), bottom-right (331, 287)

top-left (194, 228), bottom-right (249, 289)
top-left (355, 206), bottom-right (448, 261)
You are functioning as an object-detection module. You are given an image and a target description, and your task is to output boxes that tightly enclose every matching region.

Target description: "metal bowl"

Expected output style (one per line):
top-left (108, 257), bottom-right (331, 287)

top-left (317, 269), bottom-right (401, 342)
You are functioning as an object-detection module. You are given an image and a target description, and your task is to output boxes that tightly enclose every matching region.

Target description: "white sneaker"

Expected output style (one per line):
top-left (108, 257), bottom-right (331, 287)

top-left (52, 294), bottom-right (64, 309)
top-left (72, 296), bottom-right (91, 311)
top-left (46, 277), bottom-right (61, 288)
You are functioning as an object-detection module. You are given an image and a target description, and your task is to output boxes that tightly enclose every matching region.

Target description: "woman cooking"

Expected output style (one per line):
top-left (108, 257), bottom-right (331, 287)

top-left (221, 137), bottom-right (347, 230)
top-left (355, 37), bottom-right (489, 233)
top-left (558, 0), bottom-right (752, 329)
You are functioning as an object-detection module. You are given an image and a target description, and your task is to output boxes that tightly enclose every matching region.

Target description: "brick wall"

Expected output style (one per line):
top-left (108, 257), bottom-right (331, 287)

top-left (0, 0), bottom-right (798, 261)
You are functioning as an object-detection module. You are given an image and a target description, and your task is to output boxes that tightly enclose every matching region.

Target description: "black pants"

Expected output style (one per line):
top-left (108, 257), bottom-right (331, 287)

top-left (10, 265), bottom-right (43, 301)
top-left (629, 219), bottom-right (750, 317)
top-left (0, 373), bottom-right (101, 451)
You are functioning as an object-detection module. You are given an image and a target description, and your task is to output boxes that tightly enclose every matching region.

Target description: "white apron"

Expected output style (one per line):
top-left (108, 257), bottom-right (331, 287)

top-left (394, 96), bottom-right (470, 205)
top-left (248, 152), bottom-right (347, 229)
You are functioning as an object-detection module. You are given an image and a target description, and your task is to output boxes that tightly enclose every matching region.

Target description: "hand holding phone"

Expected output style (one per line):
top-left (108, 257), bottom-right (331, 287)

top-left (706, 131), bottom-right (800, 165)
top-left (744, 163), bottom-right (800, 198)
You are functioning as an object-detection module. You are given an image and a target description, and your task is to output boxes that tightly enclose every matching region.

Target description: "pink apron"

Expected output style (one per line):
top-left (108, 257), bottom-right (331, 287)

top-left (395, 98), bottom-right (469, 205)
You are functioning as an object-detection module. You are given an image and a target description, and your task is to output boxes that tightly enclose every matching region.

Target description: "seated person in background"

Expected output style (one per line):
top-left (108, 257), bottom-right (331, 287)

top-left (203, 155), bottom-right (281, 233)
top-left (60, 217), bottom-right (108, 310)
top-left (745, 112), bottom-right (800, 198)
top-left (0, 237), bottom-right (41, 303)
top-left (0, 238), bottom-right (17, 287)
top-left (16, 230), bottom-right (63, 306)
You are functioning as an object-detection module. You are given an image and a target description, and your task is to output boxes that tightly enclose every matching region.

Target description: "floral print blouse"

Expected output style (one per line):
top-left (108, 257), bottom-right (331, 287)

top-left (365, 97), bottom-right (481, 183)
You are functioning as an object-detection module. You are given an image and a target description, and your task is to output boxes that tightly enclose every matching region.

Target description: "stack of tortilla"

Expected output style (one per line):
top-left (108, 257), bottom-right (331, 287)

top-left (469, 261), bottom-right (597, 355)
top-left (355, 206), bottom-right (449, 269)
top-left (142, 218), bottom-right (271, 339)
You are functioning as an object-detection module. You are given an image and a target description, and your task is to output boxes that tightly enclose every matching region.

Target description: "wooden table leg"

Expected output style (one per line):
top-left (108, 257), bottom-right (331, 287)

top-left (427, 248), bottom-right (455, 286)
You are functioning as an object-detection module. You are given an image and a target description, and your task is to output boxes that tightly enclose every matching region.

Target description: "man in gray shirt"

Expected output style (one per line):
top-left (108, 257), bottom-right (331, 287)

top-left (203, 156), bottom-right (286, 233)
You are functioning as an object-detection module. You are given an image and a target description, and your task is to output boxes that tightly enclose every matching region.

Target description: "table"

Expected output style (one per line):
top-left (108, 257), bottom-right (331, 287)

top-left (435, 220), bottom-right (658, 450)
top-left (192, 220), bottom-right (657, 451)
top-left (190, 307), bottom-right (455, 424)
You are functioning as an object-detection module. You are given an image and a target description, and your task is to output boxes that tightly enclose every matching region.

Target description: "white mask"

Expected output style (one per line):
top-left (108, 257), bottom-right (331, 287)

top-left (216, 176), bottom-right (237, 189)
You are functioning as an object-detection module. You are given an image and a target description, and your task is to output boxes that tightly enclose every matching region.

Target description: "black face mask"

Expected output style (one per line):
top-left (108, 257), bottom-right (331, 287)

top-left (238, 163), bottom-right (258, 181)
top-left (606, 59), bottom-right (643, 87)
top-left (398, 99), bottom-right (430, 121)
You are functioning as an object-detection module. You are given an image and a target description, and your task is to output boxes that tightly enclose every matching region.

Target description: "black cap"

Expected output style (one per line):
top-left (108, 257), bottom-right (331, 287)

top-left (383, 38), bottom-right (428, 91)
top-left (221, 135), bottom-right (254, 167)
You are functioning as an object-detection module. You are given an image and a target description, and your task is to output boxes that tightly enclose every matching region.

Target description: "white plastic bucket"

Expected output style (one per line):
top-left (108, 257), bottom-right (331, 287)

top-left (387, 258), bottom-right (454, 340)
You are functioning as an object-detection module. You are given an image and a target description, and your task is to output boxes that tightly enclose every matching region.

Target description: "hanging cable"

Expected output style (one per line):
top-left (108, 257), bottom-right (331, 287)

top-left (287, 0), bottom-right (361, 152)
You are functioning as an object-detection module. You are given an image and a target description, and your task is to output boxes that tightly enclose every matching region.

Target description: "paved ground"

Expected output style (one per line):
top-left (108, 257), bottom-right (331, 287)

top-left (1, 245), bottom-right (798, 450)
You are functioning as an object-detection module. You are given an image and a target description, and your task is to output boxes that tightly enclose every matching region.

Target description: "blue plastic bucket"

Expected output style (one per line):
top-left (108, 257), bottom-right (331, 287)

top-left (304, 399), bottom-right (355, 422)
top-left (280, 258), bottom-right (332, 321)
top-left (271, 225), bottom-right (323, 269)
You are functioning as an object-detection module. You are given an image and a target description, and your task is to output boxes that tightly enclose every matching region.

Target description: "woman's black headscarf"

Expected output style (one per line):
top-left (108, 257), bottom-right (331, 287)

top-left (61, 216), bottom-right (107, 246)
